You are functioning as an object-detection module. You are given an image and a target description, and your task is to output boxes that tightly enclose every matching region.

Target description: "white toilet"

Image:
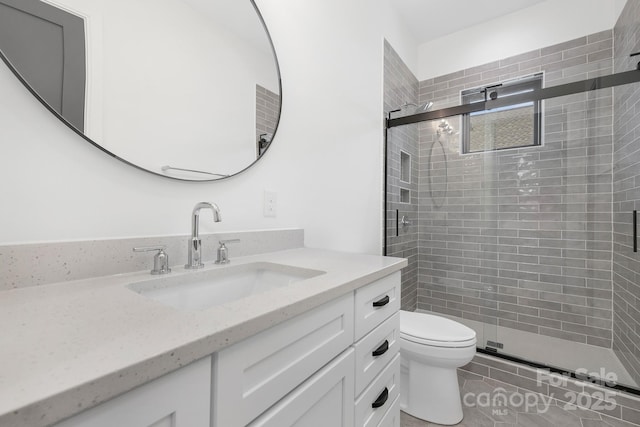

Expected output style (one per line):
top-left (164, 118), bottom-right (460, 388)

top-left (400, 310), bottom-right (477, 425)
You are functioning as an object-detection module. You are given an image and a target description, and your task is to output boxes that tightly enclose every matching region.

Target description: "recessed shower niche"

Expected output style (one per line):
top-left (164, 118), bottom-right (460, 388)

top-left (399, 151), bottom-right (411, 203)
top-left (399, 151), bottom-right (411, 183)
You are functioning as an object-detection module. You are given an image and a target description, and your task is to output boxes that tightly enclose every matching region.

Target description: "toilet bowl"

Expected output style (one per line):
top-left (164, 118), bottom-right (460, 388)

top-left (400, 310), bottom-right (476, 425)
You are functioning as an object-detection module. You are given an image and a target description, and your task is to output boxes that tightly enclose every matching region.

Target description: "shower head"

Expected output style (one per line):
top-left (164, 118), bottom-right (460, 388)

top-left (415, 101), bottom-right (434, 112)
top-left (399, 101), bottom-right (434, 114)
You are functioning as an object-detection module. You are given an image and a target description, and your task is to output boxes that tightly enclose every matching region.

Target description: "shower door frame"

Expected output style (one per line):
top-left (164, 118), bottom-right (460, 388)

top-left (386, 69), bottom-right (640, 130)
top-left (383, 66), bottom-right (640, 396)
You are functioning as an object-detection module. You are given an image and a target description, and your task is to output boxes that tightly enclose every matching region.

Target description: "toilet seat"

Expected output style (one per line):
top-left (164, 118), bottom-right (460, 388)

top-left (400, 311), bottom-right (476, 348)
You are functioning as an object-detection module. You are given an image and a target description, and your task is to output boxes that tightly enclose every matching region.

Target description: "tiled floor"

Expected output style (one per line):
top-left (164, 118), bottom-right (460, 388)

top-left (400, 374), bottom-right (640, 427)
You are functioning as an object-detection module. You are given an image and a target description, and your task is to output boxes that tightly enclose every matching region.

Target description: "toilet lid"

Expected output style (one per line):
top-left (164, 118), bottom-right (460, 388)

top-left (401, 311), bottom-right (476, 345)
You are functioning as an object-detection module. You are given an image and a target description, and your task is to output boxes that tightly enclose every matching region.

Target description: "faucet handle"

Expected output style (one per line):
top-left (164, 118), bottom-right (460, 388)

top-left (215, 239), bottom-right (240, 264)
top-left (133, 246), bottom-right (172, 275)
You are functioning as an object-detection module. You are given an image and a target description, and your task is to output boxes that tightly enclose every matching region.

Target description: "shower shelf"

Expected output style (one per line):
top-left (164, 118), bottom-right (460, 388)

top-left (400, 151), bottom-right (411, 183)
top-left (400, 188), bottom-right (410, 204)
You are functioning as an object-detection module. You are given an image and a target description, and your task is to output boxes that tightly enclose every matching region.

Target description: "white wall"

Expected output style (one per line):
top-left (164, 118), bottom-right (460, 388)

top-left (255, 0), bottom-right (416, 254)
top-left (0, 0), bottom-right (417, 256)
top-left (416, 0), bottom-right (627, 80)
top-left (379, 1), bottom-right (420, 76)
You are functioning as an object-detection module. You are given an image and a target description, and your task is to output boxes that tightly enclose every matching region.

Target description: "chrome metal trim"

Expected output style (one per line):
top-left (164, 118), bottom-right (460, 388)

top-left (161, 165), bottom-right (229, 178)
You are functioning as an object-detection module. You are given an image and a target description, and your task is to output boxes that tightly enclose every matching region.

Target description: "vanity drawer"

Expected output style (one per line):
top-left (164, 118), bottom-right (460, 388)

top-left (354, 353), bottom-right (400, 427)
top-left (248, 348), bottom-right (355, 427)
top-left (213, 293), bottom-right (354, 427)
top-left (354, 272), bottom-right (400, 341)
top-left (354, 312), bottom-right (400, 397)
top-left (376, 395), bottom-right (400, 427)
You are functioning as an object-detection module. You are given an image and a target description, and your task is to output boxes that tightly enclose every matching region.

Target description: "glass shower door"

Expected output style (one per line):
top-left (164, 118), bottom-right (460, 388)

top-left (384, 34), bottom-right (640, 393)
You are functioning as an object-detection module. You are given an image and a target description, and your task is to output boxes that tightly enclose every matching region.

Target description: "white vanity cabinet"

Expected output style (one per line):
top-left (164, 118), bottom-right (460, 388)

top-left (213, 271), bottom-right (401, 427)
top-left (53, 271), bottom-right (402, 427)
top-left (54, 356), bottom-right (211, 427)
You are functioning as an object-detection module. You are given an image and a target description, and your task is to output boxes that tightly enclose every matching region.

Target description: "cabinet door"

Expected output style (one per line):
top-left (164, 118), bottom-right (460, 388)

top-left (249, 349), bottom-right (355, 427)
top-left (54, 357), bottom-right (211, 427)
top-left (213, 293), bottom-right (354, 426)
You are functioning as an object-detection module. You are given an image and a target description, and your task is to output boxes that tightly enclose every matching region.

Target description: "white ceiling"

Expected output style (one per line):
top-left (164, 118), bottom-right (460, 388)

top-left (392, 0), bottom-right (548, 44)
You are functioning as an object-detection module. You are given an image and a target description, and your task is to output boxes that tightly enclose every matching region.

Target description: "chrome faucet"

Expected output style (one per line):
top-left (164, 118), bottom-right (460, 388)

top-left (185, 202), bottom-right (221, 269)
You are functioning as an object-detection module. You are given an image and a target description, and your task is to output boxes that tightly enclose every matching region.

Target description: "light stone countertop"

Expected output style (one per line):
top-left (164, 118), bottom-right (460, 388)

top-left (0, 248), bottom-right (406, 427)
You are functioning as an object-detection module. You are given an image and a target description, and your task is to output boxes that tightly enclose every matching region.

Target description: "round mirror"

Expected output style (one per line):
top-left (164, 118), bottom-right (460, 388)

top-left (0, 0), bottom-right (281, 181)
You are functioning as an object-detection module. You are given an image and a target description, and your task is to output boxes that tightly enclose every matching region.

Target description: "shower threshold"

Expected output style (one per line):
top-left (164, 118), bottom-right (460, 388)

top-left (417, 309), bottom-right (639, 392)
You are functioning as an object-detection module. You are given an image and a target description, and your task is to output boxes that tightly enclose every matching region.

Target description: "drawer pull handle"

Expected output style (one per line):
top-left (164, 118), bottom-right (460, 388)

top-left (372, 340), bottom-right (389, 357)
top-left (372, 387), bottom-right (389, 409)
top-left (373, 295), bottom-right (390, 308)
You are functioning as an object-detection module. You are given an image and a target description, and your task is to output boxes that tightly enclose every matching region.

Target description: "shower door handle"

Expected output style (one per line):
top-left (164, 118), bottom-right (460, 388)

top-left (634, 210), bottom-right (638, 253)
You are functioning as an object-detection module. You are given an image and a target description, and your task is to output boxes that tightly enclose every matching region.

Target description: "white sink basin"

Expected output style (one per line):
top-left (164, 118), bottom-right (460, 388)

top-left (127, 262), bottom-right (325, 310)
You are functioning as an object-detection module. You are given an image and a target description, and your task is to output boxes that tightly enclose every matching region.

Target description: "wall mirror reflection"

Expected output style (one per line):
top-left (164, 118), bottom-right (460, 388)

top-left (0, 0), bottom-right (281, 181)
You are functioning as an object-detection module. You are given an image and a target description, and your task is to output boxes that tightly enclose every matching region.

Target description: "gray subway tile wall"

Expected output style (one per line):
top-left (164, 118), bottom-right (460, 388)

top-left (613, 0), bottom-right (640, 386)
top-left (256, 84), bottom-right (280, 149)
top-left (415, 31), bottom-right (616, 348)
top-left (384, 40), bottom-right (419, 311)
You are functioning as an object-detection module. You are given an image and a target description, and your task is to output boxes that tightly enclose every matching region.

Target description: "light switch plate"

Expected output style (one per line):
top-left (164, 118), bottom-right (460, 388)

top-left (264, 191), bottom-right (277, 217)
